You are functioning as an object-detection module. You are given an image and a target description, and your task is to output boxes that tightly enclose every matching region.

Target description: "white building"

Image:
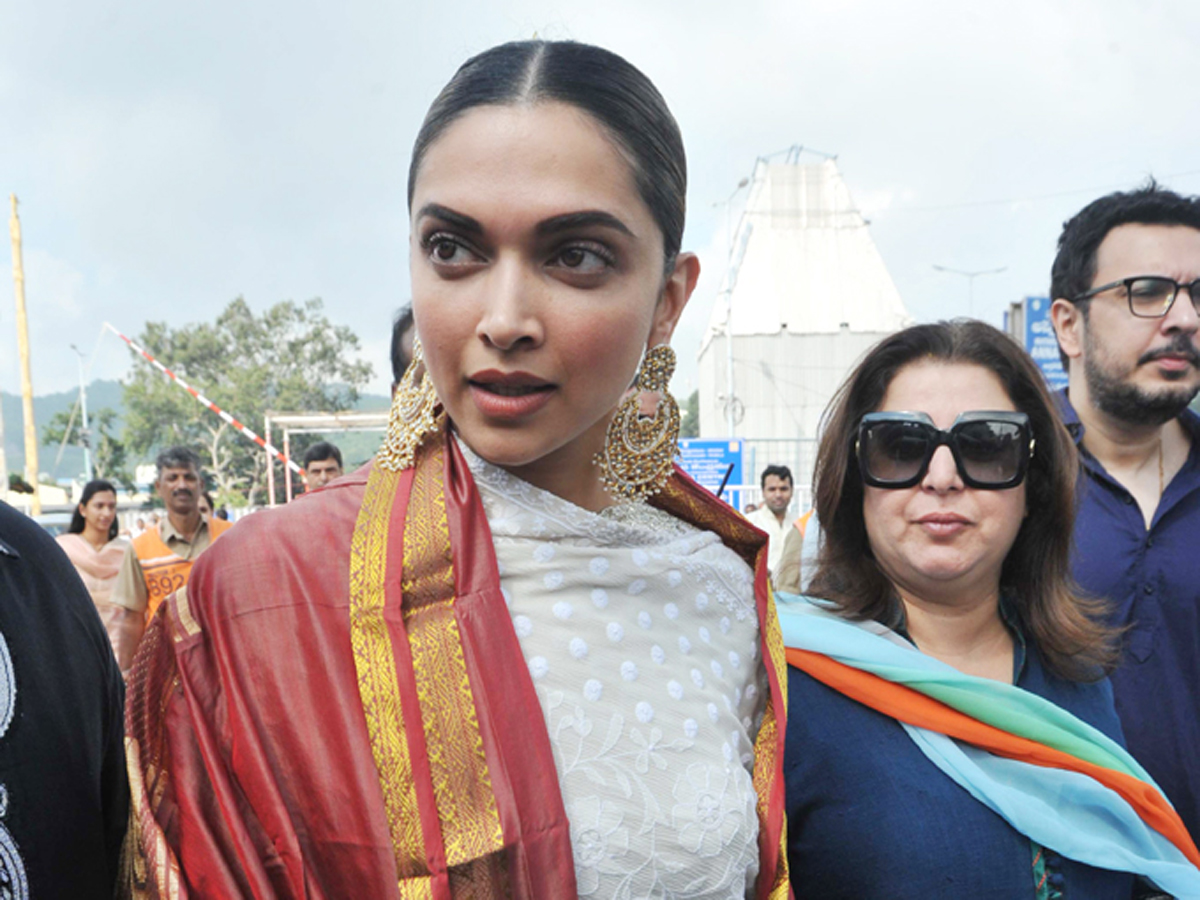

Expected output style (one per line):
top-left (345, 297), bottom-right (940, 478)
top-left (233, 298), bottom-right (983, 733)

top-left (697, 152), bottom-right (912, 501)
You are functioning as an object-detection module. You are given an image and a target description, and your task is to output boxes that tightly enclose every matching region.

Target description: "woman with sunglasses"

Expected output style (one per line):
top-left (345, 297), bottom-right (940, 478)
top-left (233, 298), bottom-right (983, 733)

top-left (122, 40), bottom-right (790, 897)
top-left (778, 320), bottom-right (1200, 898)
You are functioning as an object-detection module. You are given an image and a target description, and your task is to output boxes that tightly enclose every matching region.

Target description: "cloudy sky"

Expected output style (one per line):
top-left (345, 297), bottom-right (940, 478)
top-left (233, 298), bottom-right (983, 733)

top-left (2, 0), bottom-right (1197, 404)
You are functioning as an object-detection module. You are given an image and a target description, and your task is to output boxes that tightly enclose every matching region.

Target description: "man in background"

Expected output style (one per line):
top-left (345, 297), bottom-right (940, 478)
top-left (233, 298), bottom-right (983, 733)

top-left (302, 442), bottom-right (344, 491)
top-left (745, 464), bottom-right (794, 574)
top-left (110, 446), bottom-right (232, 671)
top-left (1049, 181), bottom-right (1200, 839)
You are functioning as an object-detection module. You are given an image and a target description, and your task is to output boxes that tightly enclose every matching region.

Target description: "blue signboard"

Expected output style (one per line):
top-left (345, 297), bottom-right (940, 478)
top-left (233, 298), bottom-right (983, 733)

top-left (1023, 296), bottom-right (1068, 392)
top-left (677, 439), bottom-right (744, 509)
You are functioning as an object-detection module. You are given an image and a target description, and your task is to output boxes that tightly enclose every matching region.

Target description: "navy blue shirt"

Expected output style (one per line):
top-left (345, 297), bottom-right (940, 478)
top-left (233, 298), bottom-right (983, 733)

top-left (786, 626), bottom-right (1136, 899)
top-left (1058, 389), bottom-right (1200, 842)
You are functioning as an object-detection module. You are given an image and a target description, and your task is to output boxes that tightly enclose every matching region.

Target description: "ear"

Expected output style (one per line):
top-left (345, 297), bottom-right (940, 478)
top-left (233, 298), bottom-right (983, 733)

top-left (1049, 298), bottom-right (1085, 363)
top-left (647, 252), bottom-right (701, 347)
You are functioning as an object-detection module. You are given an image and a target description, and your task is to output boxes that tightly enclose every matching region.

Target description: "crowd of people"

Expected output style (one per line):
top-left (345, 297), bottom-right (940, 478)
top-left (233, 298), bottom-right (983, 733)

top-left (0, 36), bottom-right (1197, 900)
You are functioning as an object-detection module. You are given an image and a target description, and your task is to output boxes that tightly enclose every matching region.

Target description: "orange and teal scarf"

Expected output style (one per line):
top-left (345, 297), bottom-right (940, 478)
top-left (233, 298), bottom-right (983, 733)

top-left (778, 595), bottom-right (1200, 898)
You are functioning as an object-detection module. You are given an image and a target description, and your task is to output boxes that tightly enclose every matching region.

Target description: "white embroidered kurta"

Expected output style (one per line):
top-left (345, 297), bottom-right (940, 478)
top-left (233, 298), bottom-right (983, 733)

top-left (463, 446), bottom-right (766, 899)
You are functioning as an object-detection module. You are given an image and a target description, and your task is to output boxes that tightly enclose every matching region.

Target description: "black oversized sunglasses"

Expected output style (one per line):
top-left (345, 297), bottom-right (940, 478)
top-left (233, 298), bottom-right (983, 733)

top-left (856, 411), bottom-right (1035, 490)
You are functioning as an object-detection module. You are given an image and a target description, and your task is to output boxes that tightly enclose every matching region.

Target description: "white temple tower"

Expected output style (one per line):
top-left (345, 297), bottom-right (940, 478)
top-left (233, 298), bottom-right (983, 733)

top-left (697, 151), bottom-right (912, 496)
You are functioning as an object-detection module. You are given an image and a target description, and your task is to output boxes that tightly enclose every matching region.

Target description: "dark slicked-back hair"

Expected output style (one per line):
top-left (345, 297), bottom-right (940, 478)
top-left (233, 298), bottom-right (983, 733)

top-left (761, 464), bottom-right (793, 488)
top-left (1051, 180), bottom-right (1200, 366)
top-left (391, 304), bottom-right (415, 387)
top-left (408, 40), bottom-right (687, 270)
top-left (809, 319), bottom-right (1116, 681)
top-left (69, 478), bottom-right (119, 541)
top-left (303, 441), bottom-right (343, 469)
top-left (155, 446), bottom-right (201, 478)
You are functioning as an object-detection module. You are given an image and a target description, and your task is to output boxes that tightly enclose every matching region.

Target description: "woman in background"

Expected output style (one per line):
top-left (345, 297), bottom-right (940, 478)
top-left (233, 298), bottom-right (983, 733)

top-left (780, 320), bottom-right (1199, 898)
top-left (57, 478), bottom-right (128, 660)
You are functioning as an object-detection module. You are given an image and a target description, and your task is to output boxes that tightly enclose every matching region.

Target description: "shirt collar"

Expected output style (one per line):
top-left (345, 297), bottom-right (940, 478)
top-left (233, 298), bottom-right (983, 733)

top-left (159, 514), bottom-right (206, 544)
top-left (1053, 387), bottom-right (1084, 446)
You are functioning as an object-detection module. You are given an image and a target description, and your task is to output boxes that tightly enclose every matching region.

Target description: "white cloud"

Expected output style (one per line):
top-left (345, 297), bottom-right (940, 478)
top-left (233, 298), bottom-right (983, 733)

top-left (0, 0), bottom-right (1197, 407)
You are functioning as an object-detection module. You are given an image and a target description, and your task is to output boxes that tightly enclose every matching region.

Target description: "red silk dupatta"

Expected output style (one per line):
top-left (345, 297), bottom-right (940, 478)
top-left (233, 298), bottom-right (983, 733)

top-left (124, 428), bottom-right (790, 897)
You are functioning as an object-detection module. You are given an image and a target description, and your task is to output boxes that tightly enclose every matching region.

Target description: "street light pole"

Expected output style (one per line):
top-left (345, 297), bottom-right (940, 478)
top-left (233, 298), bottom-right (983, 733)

top-left (70, 344), bottom-right (93, 482)
top-left (932, 264), bottom-right (1007, 318)
top-left (715, 177), bottom-right (750, 436)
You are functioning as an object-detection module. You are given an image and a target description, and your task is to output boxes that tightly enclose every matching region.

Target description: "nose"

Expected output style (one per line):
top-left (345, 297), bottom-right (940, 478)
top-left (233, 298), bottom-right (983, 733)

top-left (921, 445), bottom-right (963, 493)
top-left (476, 256), bottom-right (545, 352)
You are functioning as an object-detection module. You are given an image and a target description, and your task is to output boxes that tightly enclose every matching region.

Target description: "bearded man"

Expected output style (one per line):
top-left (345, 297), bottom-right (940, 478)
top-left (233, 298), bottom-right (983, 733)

top-left (1050, 182), bottom-right (1200, 840)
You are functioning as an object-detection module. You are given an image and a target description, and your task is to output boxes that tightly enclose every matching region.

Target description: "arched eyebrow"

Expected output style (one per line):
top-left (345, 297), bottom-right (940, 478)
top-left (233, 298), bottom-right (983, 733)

top-left (416, 203), bottom-right (482, 235)
top-left (415, 204), bottom-right (634, 239)
top-left (535, 211), bottom-right (634, 239)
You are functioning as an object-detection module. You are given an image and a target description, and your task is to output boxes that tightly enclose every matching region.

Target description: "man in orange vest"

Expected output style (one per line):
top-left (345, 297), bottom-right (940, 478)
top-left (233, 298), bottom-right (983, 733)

top-left (109, 446), bottom-right (231, 673)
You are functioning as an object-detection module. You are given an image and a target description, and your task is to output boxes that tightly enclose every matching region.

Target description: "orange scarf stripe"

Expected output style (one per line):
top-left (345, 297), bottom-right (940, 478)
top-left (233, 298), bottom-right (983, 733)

top-left (785, 647), bottom-right (1200, 869)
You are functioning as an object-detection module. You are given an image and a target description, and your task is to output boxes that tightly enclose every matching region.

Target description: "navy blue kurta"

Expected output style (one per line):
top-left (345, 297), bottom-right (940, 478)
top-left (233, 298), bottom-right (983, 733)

top-left (785, 630), bottom-right (1138, 898)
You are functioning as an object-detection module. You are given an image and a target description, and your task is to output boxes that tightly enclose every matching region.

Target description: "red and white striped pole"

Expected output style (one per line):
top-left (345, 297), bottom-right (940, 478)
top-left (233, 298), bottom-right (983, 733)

top-left (104, 322), bottom-right (301, 474)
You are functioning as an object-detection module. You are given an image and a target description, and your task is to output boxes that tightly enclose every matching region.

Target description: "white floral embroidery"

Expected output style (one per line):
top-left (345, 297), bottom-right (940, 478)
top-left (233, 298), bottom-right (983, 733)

top-left (0, 627), bottom-right (30, 899)
top-left (461, 439), bottom-right (765, 899)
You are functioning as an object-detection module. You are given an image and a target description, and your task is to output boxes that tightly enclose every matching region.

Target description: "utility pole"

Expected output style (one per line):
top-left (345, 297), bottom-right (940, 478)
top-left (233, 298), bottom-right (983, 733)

top-left (715, 176), bottom-right (750, 437)
top-left (0, 362), bottom-right (7, 497)
top-left (9, 195), bottom-right (40, 514)
top-left (71, 344), bottom-right (93, 481)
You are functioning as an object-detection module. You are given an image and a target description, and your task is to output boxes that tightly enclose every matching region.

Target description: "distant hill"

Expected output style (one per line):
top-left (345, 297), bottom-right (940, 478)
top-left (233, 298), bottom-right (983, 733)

top-left (1, 380), bottom-right (124, 480)
top-left (1, 380), bottom-right (391, 481)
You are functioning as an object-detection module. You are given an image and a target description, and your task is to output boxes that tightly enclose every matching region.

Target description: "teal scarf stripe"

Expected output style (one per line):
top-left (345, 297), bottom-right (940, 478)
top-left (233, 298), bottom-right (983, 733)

top-left (775, 595), bottom-right (1154, 785)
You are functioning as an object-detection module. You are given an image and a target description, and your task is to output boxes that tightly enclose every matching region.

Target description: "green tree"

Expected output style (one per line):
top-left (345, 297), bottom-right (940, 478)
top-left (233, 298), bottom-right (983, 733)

top-left (680, 389), bottom-right (700, 439)
top-left (43, 406), bottom-right (134, 489)
top-left (122, 297), bottom-right (372, 504)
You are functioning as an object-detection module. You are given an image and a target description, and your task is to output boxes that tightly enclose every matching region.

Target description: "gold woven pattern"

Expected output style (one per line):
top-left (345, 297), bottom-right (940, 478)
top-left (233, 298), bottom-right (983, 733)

top-left (123, 614), bottom-right (185, 899)
top-left (402, 437), bottom-right (505, 866)
top-left (378, 337), bottom-right (441, 472)
top-left (348, 463), bottom-right (428, 878)
top-left (396, 877), bottom-right (435, 900)
top-left (755, 581), bottom-right (791, 898)
top-left (594, 343), bottom-right (680, 501)
top-left (172, 585), bottom-right (201, 640)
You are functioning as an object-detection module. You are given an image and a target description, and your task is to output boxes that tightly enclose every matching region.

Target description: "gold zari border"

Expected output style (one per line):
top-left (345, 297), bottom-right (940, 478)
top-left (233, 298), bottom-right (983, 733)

top-left (350, 435), bottom-right (504, 886)
top-left (402, 438), bottom-right (504, 866)
top-left (349, 463), bottom-right (427, 878)
top-left (755, 579), bottom-right (790, 899)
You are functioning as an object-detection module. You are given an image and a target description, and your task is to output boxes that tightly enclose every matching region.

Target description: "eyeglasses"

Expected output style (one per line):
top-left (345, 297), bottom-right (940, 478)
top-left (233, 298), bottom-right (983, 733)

top-left (856, 411), bottom-right (1034, 490)
top-left (1073, 276), bottom-right (1200, 318)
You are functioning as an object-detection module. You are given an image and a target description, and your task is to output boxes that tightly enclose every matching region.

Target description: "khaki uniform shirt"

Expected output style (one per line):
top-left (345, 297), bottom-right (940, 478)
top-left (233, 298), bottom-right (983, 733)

top-left (111, 517), bottom-right (218, 614)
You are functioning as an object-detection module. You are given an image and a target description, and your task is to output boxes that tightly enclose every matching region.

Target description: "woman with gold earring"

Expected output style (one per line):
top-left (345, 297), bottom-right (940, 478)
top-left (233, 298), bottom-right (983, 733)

top-left (125, 40), bottom-right (790, 899)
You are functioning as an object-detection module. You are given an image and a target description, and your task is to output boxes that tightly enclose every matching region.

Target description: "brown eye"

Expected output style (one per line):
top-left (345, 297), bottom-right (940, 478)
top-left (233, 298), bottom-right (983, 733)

top-left (433, 238), bottom-right (459, 260)
top-left (551, 243), bottom-right (614, 274)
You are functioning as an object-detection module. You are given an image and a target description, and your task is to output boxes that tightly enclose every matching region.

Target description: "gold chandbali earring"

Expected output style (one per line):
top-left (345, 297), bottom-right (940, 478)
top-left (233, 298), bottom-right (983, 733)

top-left (595, 343), bottom-right (680, 502)
top-left (377, 337), bottom-right (440, 471)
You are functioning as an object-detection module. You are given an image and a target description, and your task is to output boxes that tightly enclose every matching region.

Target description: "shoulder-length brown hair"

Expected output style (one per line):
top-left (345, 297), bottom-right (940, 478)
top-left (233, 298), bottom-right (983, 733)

top-left (808, 319), bottom-right (1116, 681)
